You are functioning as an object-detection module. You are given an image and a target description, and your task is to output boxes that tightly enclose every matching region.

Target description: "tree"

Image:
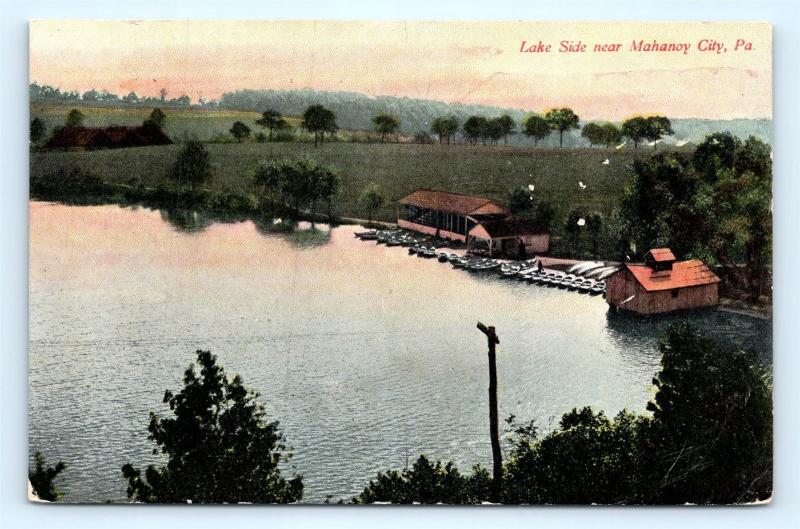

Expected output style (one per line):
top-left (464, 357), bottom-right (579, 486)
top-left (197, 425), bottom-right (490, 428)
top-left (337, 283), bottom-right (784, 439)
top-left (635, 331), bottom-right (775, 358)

top-left (545, 108), bottom-right (580, 148)
top-left (354, 455), bottom-right (491, 504)
top-left (170, 140), bottom-right (213, 188)
top-left (581, 122), bottom-right (606, 147)
top-left (65, 108), bottom-right (85, 128)
top-left (697, 134), bottom-right (772, 300)
top-left (495, 114), bottom-right (516, 144)
top-left (620, 151), bottom-right (702, 258)
top-left (586, 213), bottom-right (603, 257)
top-left (522, 115), bottom-right (550, 146)
top-left (506, 187), bottom-right (555, 231)
top-left (372, 112), bottom-right (401, 143)
top-left (503, 324), bottom-right (771, 505)
top-left (642, 324), bottom-right (772, 504)
top-left (430, 116), bottom-right (459, 144)
top-left (359, 183), bottom-right (384, 223)
top-left (230, 121), bottom-right (251, 142)
top-left (644, 116), bottom-right (673, 150)
top-left (302, 104), bottom-right (338, 146)
top-left (251, 159), bottom-right (338, 219)
top-left (256, 109), bottom-right (289, 140)
top-left (483, 117), bottom-right (511, 145)
top-left (81, 89), bottom-right (99, 102)
top-left (601, 123), bottom-right (622, 148)
top-left (123, 91), bottom-right (140, 104)
top-left (692, 131), bottom-right (741, 182)
top-left (121, 350), bottom-right (303, 503)
top-left (462, 116), bottom-right (488, 145)
top-left (147, 108), bottom-right (166, 127)
top-left (30, 118), bottom-right (46, 143)
top-left (317, 165), bottom-right (341, 222)
top-left (621, 116), bottom-right (648, 149)
top-left (564, 208), bottom-right (584, 255)
top-left (29, 452), bottom-right (67, 502)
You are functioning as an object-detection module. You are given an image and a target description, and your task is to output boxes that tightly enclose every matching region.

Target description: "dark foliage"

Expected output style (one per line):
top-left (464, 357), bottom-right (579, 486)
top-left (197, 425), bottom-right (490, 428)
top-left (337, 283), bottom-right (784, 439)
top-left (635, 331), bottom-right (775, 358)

top-left (354, 455), bottom-right (491, 504)
top-left (30, 168), bottom-right (114, 202)
top-left (30, 118), bottom-right (46, 143)
top-left (229, 121), bottom-right (251, 142)
top-left (170, 140), bottom-right (214, 188)
top-left (65, 108), bottom-right (85, 127)
top-left (29, 452), bottom-right (67, 502)
top-left (507, 187), bottom-right (555, 231)
top-left (302, 104), bottom-right (338, 146)
top-left (122, 350), bottom-right (303, 503)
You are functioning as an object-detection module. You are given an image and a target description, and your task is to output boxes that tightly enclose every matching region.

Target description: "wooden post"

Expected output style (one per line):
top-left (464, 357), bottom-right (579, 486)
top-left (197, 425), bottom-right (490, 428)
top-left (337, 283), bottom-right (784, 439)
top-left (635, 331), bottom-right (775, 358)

top-left (477, 322), bottom-right (502, 503)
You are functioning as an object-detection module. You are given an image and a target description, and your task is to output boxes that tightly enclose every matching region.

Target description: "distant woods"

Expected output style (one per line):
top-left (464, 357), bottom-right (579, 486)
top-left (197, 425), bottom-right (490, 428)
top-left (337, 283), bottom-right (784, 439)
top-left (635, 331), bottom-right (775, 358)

top-left (32, 83), bottom-right (698, 148)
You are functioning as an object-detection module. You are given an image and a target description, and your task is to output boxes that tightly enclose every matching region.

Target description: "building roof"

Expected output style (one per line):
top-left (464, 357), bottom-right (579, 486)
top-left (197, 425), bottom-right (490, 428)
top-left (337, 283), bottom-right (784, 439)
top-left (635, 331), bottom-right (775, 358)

top-left (625, 259), bottom-right (720, 292)
top-left (469, 219), bottom-right (549, 239)
top-left (646, 248), bottom-right (677, 262)
top-left (45, 125), bottom-right (172, 149)
top-left (398, 189), bottom-right (508, 216)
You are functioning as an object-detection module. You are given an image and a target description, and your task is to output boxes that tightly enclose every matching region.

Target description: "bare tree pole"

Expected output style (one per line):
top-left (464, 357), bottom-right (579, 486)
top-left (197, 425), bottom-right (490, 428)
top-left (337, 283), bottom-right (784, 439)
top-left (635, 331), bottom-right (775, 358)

top-left (477, 321), bottom-right (502, 503)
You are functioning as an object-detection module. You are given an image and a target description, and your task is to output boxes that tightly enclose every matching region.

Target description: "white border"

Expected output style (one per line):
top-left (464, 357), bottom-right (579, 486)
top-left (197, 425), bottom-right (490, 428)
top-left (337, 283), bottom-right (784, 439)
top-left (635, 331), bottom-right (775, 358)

top-left (2, 1), bottom-right (798, 528)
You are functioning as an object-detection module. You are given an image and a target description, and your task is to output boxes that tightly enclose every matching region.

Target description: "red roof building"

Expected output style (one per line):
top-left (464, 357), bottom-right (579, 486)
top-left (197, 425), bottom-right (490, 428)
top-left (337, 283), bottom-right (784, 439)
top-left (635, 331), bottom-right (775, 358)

top-left (45, 125), bottom-right (172, 150)
top-left (397, 189), bottom-right (508, 242)
top-left (606, 248), bottom-right (720, 314)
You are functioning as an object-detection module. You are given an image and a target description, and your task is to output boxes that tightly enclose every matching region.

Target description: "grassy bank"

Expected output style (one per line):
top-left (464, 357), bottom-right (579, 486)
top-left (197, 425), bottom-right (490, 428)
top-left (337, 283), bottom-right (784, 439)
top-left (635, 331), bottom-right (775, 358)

top-left (31, 141), bottom-right (655, 224)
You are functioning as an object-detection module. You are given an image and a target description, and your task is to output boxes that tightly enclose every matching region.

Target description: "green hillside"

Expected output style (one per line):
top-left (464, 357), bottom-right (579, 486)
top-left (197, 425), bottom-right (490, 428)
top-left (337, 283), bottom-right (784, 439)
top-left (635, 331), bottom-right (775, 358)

top-left (30, 141), bottom-right (651, 223)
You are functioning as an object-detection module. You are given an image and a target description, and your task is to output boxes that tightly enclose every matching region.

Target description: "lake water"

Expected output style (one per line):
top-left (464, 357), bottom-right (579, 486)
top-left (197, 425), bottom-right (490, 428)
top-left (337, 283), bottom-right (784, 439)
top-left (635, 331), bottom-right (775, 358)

top-left (28, 202), bottom-right (772, 503)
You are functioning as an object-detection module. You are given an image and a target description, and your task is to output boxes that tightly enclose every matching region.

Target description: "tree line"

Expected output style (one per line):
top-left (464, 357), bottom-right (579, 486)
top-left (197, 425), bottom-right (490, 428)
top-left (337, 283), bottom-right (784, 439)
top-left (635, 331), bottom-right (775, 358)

top-left (31, 324), bottom-right (771, 504)
top-left (30, 82), bottom-right (196, 108)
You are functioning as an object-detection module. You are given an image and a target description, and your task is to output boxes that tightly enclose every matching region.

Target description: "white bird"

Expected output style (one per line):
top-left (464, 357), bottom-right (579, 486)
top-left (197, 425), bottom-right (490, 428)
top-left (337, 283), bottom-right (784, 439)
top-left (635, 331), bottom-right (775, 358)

top-left (578, 181), bottom-right (587, 190)
top-left (625, 254), bottom-right (631, 261)
top-left (528, 184), bottom-right (535, 191)
top-left (577, 218), bottom-right (586, 226)
top-left (601, 158), bottom-right (610, 165)
top-left (529, 196), bottom-right (534, 201)
top-left (615, 141), bottom-right (627, 150)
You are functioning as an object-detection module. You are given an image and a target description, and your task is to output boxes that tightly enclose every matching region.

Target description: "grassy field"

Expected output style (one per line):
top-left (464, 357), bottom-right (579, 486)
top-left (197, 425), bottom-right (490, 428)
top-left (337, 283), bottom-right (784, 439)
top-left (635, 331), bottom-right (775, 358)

top-left (30, 141), bottom-right (659, 223)
top-left (31, 103), bottom-right (304, 142)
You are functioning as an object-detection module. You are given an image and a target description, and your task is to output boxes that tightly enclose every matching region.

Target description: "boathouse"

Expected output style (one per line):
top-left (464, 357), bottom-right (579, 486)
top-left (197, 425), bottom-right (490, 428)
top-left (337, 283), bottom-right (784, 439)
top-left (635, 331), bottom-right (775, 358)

top-left (467, 219), bottom-right (550, 258)
top-left (397, 189), bottom-right (508, 242)
top-left (606, 248), bottom-right (720, 315)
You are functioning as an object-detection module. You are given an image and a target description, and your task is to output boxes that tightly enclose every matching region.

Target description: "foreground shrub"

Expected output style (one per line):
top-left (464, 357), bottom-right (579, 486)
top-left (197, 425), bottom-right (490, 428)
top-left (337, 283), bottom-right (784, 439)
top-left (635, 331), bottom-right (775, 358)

top-left (122, 350), bottom-right (302, 503)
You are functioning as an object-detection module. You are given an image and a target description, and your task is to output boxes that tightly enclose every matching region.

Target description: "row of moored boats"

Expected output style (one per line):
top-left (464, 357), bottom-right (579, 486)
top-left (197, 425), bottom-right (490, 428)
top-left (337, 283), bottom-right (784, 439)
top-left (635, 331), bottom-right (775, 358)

top-left (354, 229), bottom-right (619, 296)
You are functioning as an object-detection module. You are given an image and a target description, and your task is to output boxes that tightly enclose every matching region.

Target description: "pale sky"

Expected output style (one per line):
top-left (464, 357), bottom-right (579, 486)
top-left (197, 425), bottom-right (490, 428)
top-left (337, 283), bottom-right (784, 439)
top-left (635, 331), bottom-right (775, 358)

top-left (29, 20), bottom-right (772, 120)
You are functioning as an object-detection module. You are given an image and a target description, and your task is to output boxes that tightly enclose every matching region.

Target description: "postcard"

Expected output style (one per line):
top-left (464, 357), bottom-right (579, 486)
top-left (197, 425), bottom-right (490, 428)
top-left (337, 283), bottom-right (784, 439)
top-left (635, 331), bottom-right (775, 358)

top-left (28, 20), bottom-right (772, 505)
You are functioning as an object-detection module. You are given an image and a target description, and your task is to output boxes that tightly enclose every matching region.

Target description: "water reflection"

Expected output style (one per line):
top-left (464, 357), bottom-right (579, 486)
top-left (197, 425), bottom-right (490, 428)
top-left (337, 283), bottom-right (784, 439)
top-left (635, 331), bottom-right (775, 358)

top-left (606, 309), bottom-right (772, 363)
top-left (253, 217), bottom-right (331, 247)
top-left (156, 208), bottom-right (333, 248)
top-left (159, 208), bottom-right (215, 232)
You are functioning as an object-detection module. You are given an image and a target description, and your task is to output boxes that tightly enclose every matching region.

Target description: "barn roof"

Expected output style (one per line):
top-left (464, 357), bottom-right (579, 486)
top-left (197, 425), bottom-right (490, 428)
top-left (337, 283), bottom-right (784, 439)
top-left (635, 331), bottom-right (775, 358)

top-left (625, 259), bottom-right (720, 292)
top-left (398, 189), bottom-right (508, 216)
top-left (45, 125), bottom-right (172, 149)
top-left (469, 219), bottom-right (549, 239)
top-left (646, 248), bottom-right (677, 262)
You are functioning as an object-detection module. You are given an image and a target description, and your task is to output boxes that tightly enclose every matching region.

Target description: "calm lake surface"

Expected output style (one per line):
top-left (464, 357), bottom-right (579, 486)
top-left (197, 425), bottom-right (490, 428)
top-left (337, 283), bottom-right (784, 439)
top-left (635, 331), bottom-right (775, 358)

top-left (28, 202), bottom-right (772, 503)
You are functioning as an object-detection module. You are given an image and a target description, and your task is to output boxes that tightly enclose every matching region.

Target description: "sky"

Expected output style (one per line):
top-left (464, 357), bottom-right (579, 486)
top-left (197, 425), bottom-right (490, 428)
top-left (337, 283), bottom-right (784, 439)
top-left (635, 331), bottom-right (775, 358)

top-left (29, 20), bottom-right (772, 120)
